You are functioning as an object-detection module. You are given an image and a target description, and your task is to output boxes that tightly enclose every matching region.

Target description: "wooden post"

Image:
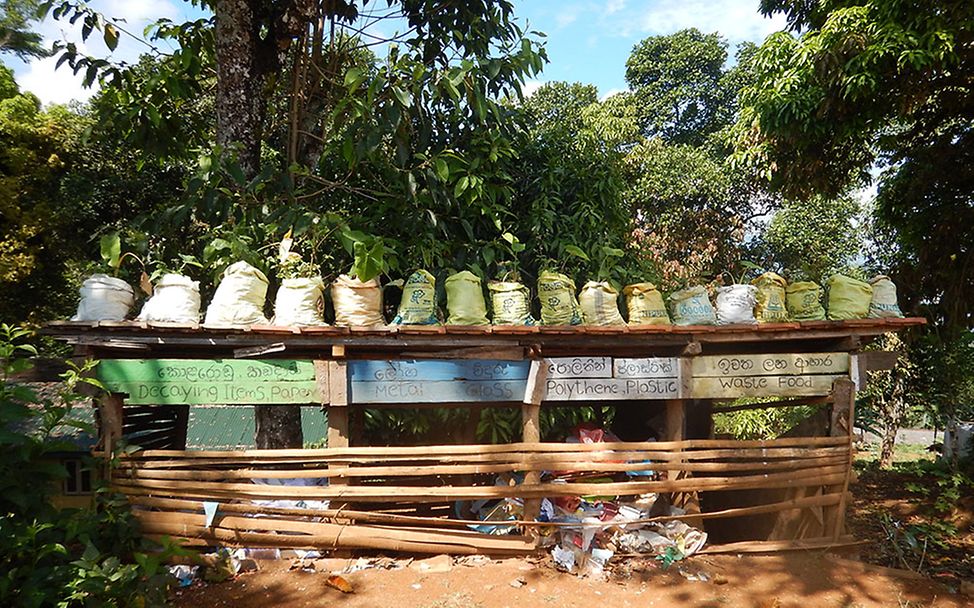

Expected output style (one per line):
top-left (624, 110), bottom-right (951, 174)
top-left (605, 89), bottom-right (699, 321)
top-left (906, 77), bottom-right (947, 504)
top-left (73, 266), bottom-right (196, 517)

top-left (825, 377), bottom-right (856, 540)
top-left (326, 360), bottom-right (349, 449)
top-left (668, 357), bottom-right (702, 523)
top-left (521, 359), bottom-right (547, 525)
top-left (97, 393), bottom-right (124, 482)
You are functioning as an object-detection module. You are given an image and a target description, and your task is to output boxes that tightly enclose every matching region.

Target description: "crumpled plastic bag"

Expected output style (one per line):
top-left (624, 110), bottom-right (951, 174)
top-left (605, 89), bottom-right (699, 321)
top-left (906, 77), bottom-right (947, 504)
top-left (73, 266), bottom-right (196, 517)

top-left (203, 261), bottom-right (269, 326)
top-left (137, 273), bottom-right (201, 324)
top-left (668, 285), bottom-right (716, 325)
top-left (826, 274), bottom-right (873, 320)
top-left (72, 274), bottom-right (135, 321)
top-left (445, 271), bottom-right (489, 325)
top-left (752, 271), bottom-right (788, 323)
top-left (623, 282), bottom-right (670, 325)
top-left (273, 276), bottom-right (325, 326)
top-left (715, 284), bottom-right (757, 325)
top-left (579, 281), bottom-right (625, 326)
top-left (538, 270), bottom-right (582, 325)
top-left (785, 281), bottom-right (826, 321)
top-left (867, 275), bottom-right (904, 318)
top-left (393, 269), bottom-right (439, 325)
top-left (488, 281), bottom-right (535, 325)
top-left (331, 274), bottom-right (384, 327)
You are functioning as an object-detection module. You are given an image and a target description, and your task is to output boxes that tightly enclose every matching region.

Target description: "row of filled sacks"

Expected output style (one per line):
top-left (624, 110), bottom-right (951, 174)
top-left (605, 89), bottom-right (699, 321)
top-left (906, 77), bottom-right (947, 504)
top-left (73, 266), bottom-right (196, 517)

top-left (71, 263), bottom-right (903, 327)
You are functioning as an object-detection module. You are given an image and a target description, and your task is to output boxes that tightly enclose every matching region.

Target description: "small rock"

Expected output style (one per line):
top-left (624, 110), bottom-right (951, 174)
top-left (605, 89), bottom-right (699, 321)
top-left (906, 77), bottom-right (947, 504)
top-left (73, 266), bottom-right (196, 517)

top-left (409, 554), bottom-right (453, 574)
top-left (510, 577), bottom-right (526, 588)
top-left (714, 574), bottom-right (728, 585)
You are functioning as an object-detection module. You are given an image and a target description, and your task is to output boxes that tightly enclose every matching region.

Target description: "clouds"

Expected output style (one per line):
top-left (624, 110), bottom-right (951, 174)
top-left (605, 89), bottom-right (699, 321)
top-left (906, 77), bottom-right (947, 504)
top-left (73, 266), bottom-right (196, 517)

top-left (634, 0), bottom-right (787, 43)
top-left (521, 79), bottom-right (547, 97)
top-left (6, 0), bottom-right (189, 106)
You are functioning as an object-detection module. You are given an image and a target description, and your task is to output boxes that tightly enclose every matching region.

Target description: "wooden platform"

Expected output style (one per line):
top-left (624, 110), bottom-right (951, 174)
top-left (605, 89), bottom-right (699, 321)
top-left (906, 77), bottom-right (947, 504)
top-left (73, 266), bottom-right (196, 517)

top-left (43, 317), bottom-right (925, 359)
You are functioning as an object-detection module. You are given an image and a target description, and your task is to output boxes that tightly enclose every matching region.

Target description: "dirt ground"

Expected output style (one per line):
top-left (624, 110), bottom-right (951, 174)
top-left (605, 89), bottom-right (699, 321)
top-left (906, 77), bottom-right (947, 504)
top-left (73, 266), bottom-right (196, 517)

top-left (171, 552), bottom-right (970, 608)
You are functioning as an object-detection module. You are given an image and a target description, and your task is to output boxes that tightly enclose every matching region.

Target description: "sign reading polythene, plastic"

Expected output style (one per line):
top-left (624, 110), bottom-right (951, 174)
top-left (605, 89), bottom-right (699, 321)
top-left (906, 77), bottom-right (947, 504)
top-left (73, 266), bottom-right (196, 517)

top-left (348, 357), bottom-right (680, 403)
top-left (97, 359), bottom-right (320, 405)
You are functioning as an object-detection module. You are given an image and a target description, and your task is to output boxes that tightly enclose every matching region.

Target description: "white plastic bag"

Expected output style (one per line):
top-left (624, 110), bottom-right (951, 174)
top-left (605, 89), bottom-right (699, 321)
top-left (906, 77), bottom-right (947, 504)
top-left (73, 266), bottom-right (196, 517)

top-left (136, 274), bottom-right (201, 323)
top-left (715, 284), bottom-right (757, 325)
top-left (203, 261), bottom-right (269, 326)
top-left (273, 277), bottom-right (325, 326)
top-left (72, 274), bottom-right (135, 321)
top-left (331, 274), bottom-right (384, 327)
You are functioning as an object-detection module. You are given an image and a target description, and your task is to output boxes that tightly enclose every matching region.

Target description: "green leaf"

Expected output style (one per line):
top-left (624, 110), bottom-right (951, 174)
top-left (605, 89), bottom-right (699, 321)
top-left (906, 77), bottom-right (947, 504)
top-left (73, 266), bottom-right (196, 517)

top-left (564, 245), bottom-right (590, 261)
top-left (99, 233), bottom-right (121, 269)
top-left (392, 86), bottom-right (413, 108)
top-left (434, 158), bottom-right (449, 182)
top-left (103, 24), bottom-right (119, 51)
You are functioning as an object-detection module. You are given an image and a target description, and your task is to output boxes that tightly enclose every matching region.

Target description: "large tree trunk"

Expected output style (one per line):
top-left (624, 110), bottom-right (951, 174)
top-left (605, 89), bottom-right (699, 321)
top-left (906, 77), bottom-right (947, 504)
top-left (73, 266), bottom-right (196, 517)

top-left (879, 420), bottom-right (899, 468)
top-left (214, 0), bottom-right (266, 177)
top-left (255, 405), bottom-right (304, 449)
top-left (214, 1), bottom-right (320, 449)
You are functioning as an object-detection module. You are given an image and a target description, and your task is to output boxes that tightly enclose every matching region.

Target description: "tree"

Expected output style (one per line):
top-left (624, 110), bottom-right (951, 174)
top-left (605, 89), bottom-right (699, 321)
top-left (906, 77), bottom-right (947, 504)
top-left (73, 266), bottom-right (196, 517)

top-left (859, 333), bottom-right (919, 468)
top-left (625, 28), bottom-right (736, 146)
top-left (1, 0), bottom-right (48, 59)
top-left (733, 1), bottom-right (974, 331)
top-left (757, 194), bottom-right (863, 281)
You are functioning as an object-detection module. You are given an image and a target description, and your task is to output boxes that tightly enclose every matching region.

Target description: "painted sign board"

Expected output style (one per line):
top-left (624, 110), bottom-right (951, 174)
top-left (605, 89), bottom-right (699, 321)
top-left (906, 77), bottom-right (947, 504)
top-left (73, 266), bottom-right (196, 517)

top-left (98, 359), bottom-right (321, 405)
top-left (692, 374), bottom-right (842, 399)
top-left (691, 353), bottom-right (849, 378)
top-left (613, 357), bottom-right (679, 379)
top-left (348, 357), bottom-right (680, 403)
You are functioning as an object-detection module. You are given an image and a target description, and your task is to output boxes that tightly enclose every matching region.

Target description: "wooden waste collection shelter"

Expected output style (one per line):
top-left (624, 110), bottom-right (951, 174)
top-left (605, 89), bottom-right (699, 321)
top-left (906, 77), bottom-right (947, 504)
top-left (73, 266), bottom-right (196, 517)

top-left (45, 317), bottom-right (924, 556)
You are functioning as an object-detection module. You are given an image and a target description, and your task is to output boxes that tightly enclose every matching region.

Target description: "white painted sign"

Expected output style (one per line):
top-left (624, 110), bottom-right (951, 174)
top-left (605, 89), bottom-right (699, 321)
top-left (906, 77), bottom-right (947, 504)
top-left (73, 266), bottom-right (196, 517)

top-left (692, 353), bottom-right (849, 377)
top-left (613, 357), bottom-right (679, 379)
top-left (545, 357), bottom-right (612, 379)
top-left (545, 378), bottom-right (679, 401)
top-left (692, 374), bottom-right (841, 399)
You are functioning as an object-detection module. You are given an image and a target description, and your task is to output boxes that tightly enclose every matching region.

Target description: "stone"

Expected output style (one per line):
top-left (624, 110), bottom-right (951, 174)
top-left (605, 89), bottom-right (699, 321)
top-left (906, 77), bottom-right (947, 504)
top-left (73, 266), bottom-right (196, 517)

top-left (409, 554), bottom-right (453, 574)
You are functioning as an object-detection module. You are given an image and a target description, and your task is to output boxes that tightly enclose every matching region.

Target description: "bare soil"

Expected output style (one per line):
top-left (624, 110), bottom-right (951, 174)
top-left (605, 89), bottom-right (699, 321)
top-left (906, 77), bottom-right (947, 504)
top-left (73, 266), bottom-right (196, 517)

top-left (172, 552), bottom-right (969, 608)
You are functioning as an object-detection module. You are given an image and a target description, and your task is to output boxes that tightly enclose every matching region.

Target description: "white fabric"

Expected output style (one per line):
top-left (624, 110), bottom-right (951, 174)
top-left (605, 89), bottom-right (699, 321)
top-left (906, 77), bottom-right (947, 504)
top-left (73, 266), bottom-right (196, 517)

top-left (72, 274), bottom-right (134, 321)
top-left (273, 277), bottom-right (325, 326)
top-left (715, 284), bottom-right (758, 325)
top-left (137, 274), bottom-right (201, 323)
top-left (203, 261), bottom-right (269, 326)
top-left (331, 274), bottom-right (384, 327)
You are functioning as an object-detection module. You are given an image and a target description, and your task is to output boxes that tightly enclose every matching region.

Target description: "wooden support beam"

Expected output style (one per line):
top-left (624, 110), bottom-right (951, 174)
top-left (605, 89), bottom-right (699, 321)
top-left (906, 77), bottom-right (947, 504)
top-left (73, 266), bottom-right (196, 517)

top-left (521, 359), bottom-right (547, 524)
top-left (825, 377), bottom-right (856, 540)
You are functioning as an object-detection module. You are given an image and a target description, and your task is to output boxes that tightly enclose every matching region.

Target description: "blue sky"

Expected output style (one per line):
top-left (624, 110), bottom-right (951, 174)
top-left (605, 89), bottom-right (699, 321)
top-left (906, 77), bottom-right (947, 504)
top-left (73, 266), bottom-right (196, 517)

top-left (5, 0), bottom-right (786, 105)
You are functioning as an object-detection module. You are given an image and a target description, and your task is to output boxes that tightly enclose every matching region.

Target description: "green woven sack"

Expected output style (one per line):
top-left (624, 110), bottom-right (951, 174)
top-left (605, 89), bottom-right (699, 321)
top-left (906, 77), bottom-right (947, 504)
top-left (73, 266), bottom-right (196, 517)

top-left (444, 271), bottom-right (489, 325)
top-left (867, 275), bottom-right (904, 318)
top-left (668, 285), bottom-right (716, 326)
top-left (752, 271), bottom-right (789, 323)
top-left (623, 282), bottom-right (670, 325)
top-left (579, 281), bottom-right (625, 326)
top-left (393, 269), bottom-right (439, 325)
top-left (826, 274), bottom-right (873, 320)
top-left (537, 270), bottom-right (582, 325)
top-left (785, 281), bottom-right (826, 321)
top-left (488, 281), bottom-right (535, 325)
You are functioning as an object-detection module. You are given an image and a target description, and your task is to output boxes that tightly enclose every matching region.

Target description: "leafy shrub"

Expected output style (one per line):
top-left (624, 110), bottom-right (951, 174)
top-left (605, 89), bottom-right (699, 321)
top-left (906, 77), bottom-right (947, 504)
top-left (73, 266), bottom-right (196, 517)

top-left (0, 324), bottom-right (181, 607)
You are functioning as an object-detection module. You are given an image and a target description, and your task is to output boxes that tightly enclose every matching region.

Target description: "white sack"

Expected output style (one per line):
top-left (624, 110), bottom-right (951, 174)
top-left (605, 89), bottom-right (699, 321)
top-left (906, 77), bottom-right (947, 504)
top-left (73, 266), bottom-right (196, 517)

top-left (331, 274), bottom-right (384, 327)
top-left (72, 274), bottom-right (135, 321)
top-left (273, 277), bottom-right (325, 326)
top-left (715, 284), bottom-right (757, 325)
top-left (136, 274), bottom-right (201, 323)
top-left (867, 275), bottom-right (904, 318)
top-left (203, 261), bottom-right (269, 326)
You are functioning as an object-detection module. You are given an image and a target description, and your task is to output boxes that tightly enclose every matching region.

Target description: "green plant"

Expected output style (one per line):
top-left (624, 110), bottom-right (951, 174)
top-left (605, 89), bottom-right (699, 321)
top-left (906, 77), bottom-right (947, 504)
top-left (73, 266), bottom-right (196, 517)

top-left (0, 324), bottom-right (186, 606)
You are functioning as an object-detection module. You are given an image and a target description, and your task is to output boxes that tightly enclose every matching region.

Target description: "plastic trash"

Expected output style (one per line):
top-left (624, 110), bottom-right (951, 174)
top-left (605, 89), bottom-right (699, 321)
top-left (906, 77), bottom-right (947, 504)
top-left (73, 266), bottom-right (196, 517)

top-left (168, 565), bottom-right (198, 587)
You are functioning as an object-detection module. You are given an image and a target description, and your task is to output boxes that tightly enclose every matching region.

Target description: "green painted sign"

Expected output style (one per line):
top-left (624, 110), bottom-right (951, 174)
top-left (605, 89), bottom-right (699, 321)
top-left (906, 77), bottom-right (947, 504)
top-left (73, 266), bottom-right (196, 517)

top-left (98, 359), bottom-right (321, 405)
